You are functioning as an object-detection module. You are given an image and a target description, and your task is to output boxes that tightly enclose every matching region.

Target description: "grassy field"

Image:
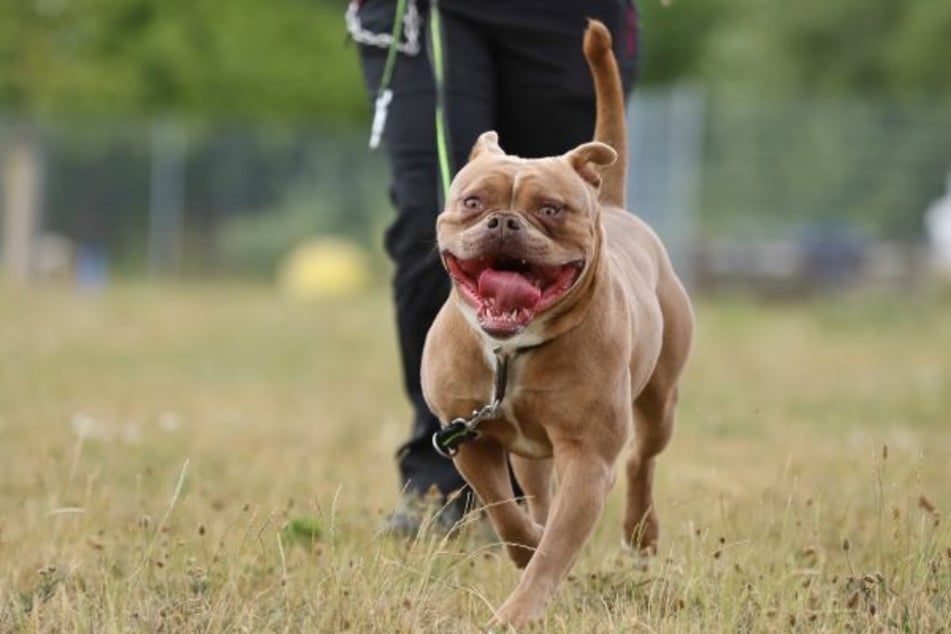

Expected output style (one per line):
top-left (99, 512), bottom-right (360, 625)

top-left (1, 283), bottom-right (950, 632)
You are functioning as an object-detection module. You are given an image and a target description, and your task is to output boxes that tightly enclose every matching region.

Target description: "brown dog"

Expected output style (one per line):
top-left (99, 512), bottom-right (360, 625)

top-left (420, 20), bottom-right (693, 628)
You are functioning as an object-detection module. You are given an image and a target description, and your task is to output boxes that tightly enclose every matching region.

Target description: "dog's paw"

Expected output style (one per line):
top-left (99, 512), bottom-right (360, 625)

top-left (487, 603), bottom-right (544, 632)
top-left (485, 621), bottom-right (518, 634)
top-left (620, 538), bottom-right (655, 571)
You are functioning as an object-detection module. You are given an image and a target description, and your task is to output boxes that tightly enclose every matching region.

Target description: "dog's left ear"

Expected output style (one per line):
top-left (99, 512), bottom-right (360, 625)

top-left (564, 141), bottom-right (617, 189)
top-left (470, 131), bottom-right (506, 161)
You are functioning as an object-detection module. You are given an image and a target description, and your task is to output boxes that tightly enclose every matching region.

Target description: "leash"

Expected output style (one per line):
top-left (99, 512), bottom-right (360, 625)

top-left (367, 0), bottom-right (410, 149)
top-left (432, 348), bottom-right (510, 458)
top-left (428, 0), bottom-right (453, 202)
top-left (365, 0), bottom-right (453, 203)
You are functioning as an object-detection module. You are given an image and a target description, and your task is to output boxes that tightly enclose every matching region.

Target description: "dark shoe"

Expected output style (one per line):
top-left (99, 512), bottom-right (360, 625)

top-left (380, 488), bottom-right (468, 539)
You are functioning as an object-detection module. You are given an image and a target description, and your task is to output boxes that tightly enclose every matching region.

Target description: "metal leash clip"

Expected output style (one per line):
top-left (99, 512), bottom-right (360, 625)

top-left (368, 89), bottom-right (392, 149)
top-left (431, 399), bottom-right (501, 458)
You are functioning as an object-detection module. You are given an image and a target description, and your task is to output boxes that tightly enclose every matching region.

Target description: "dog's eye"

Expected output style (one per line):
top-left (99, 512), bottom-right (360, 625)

top-left (539, 204), bottom-right (563, 217)
top-left (462, 196), bottom-right (483, 212)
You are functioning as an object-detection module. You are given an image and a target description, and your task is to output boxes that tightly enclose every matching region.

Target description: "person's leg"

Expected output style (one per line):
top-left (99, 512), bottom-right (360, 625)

top-left (355, 0), bottom-right (496, 520)
top-left (488, 0), bottom-right (639, 158)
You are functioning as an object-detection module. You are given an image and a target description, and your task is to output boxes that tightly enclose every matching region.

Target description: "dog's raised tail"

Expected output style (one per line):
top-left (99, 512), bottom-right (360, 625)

top-left (583, 19), bottom-right (627, 209)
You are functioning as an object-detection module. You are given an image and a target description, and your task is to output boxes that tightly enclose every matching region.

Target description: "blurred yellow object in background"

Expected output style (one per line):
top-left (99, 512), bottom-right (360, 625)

top-left (278, 238), bottom-right (370, 299)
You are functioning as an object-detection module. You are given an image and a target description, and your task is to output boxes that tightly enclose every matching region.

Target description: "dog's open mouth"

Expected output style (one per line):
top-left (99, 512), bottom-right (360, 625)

top-left (444, 253), bottom-right (584, 338)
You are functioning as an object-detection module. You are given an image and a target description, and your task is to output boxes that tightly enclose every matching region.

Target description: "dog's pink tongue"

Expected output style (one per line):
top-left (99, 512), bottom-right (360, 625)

top-left (478, 270), bottom-right (541, 312)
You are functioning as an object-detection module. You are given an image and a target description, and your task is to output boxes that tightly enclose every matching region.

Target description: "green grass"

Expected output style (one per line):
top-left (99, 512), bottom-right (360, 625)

top-left (1, 284), bottom-right (950, 631)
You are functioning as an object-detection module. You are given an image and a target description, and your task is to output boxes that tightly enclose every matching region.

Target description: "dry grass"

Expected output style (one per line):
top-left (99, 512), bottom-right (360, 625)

top-left (1, 283), bottom-right (950, 632)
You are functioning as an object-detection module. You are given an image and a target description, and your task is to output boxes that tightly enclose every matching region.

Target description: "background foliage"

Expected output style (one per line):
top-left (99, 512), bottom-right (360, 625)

top-left (0, 0), bottom-right (367, 123)
top-left (3, 0), bottom-right (949, 123)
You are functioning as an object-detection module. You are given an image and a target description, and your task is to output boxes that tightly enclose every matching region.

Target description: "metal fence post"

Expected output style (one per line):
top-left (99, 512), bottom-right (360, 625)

top-left (148, 119), bottom-right (187, 276)
top-left (627, 84), bottom-right (705, 289)
top-left (665, 83), bottom-right (705, 290)
top-left (2, 124), bottom-right (44, 286)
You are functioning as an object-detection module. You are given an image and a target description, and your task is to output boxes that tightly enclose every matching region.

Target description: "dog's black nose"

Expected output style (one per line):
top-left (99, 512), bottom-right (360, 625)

top-left (486, 214), bottom-right (522, 232)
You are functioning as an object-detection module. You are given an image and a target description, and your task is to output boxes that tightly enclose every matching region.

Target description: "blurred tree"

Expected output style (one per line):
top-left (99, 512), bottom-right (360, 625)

top-left (0, 0), bottom-right (140, 114)
top-left (0, 0), bottom-right (367, 124)
top-left (637, 0), bottom-right (723, 86)
top-left (695, 0), bottom-right (951, 240)
top-left (885, 0), bottom-right (951, 100)
top-left (3, 0), bottom-right (950, 121)
top-left (705, 0), bottom-right (951, 101)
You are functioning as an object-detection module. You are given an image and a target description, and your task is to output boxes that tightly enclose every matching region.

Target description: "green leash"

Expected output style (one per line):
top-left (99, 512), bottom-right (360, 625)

top-left (368, 0), bottom-right (408, 149)
top-left (369, 0), bottom-right (453, 203)
top-left (428, 0), bottom-right (453, 202)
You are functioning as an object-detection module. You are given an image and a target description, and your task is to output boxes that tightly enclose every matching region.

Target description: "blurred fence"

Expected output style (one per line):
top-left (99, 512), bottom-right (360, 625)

top-left (632, 87), bottom-right (951, 293)
top-left (0, 119), bottom-right (390, 285)
top-left (2, 86), bottom-right (950, 291)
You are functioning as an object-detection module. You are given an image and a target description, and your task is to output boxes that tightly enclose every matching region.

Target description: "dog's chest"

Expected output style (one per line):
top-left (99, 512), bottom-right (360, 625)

top-left (480, 346), bottom-right (553, 459)
top-left (496, 387), bottom-right (553, 458)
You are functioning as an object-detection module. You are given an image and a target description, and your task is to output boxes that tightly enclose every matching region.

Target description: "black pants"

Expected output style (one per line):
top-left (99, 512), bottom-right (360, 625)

top-left (354, 0), bottom-right (638, 499)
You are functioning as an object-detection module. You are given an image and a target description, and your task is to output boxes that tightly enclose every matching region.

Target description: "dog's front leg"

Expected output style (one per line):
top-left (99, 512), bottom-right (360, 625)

top-left (490, 441), bottom-right (614, 629)
top-left (453, 437), bottom-right (543, 568)
top-left (510, 455), bottom-right (552, 526)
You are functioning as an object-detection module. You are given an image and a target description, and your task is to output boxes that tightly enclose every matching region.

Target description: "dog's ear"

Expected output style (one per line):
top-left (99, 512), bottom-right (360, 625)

top-left (564, 141), bottom-right (617, 189)
top-left (469, 131), bottom-right (505, 161)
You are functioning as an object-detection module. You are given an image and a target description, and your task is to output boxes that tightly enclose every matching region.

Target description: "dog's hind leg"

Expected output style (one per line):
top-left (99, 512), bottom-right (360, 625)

top-left (624, 383), bottom-right (678, 553)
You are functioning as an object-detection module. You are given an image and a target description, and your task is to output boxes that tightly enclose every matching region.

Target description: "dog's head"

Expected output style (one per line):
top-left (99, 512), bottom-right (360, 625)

top-left (436, 131), bottom-right (616, 340)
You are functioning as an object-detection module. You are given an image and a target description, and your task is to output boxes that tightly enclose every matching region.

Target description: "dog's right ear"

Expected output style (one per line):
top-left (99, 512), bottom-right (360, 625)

top-left (469, 131), bottom-right (505, 161)
top-left (564, 141), bottom-right (617, 190)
